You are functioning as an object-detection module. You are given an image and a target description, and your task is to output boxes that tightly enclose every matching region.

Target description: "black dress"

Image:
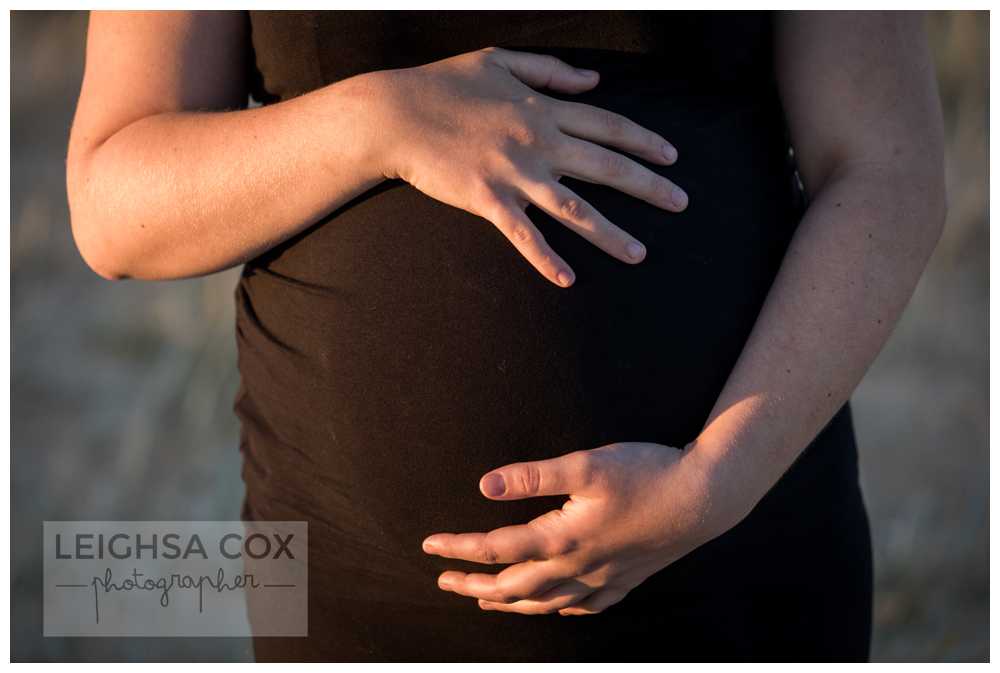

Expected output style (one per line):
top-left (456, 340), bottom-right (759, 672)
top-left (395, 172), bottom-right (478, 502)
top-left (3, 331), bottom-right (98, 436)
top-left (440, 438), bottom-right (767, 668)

top-left (234, 10), bottom-right (873, 662)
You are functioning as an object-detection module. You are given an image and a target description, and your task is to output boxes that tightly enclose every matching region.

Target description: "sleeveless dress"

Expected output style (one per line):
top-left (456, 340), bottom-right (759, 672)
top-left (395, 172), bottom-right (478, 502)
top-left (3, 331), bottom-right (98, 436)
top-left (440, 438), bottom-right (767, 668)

top-left (234, 10), bottom-right (874, 662)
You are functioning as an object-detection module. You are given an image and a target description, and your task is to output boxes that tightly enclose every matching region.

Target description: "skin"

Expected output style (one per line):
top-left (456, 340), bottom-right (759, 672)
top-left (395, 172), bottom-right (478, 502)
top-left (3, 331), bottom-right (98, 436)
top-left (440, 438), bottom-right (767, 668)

top-left (65, 11), bottom-right (687, 285)
top-left (67, 11), bottom-right (947, 617)
top-left (422, 10), bottom-right (947, 616)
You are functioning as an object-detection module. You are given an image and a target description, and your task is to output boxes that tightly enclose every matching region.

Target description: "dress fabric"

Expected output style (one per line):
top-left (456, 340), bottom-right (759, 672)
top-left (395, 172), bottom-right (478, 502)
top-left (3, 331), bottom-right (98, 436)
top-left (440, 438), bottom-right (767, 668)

top-left (234, 10), bottom-right (874, 662)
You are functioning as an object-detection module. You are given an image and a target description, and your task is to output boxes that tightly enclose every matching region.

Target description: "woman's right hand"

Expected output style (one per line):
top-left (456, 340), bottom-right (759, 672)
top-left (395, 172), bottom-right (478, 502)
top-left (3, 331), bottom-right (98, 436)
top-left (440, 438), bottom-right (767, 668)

top-left (368, 46), bottom-right (689, 288)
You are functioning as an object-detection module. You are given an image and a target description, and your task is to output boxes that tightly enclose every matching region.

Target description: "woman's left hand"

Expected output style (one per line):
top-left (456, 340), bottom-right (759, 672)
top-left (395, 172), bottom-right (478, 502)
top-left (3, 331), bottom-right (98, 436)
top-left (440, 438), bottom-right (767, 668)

top-left (421, 441), bottom-right (748, 616)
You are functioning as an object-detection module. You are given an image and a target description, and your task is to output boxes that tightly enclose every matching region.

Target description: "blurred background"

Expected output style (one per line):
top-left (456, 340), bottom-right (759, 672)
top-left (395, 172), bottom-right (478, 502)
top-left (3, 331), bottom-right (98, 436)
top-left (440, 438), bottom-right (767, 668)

top-left (11, 10), bottom-right (988, 662)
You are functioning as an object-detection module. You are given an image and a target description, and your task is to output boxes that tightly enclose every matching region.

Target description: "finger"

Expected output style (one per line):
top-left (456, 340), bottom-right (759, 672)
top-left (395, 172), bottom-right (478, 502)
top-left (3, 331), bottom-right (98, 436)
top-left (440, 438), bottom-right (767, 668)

top-left (438, 557), bottom-right (575, 604)
top-left (550, 98), bottom-right (679, 165)
top-left (553, 136), bottom-right (689, 212)
top-left (484, 198), bottom-right (576, 287)
top-left (558, 586), bottom-right (630, 616)
top-left (518, 180), bottom-right (647, 265)
top-left (480, 448), bottom-right (599, 500)
top-left (483, 46), bottom-right (600, 94)
top-left (478, 579), bottom-right (596, 615)
top-left (422, 523), bottom-right (549, 565)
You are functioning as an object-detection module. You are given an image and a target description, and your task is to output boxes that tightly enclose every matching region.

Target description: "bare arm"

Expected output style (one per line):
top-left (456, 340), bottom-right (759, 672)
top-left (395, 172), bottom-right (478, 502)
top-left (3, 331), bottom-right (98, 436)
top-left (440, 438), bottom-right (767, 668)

top-left (65, 10), bottom-right (388, 280)
top-left (688, 11), bottom-right (947, 518)
top-left (66, 12), bottom-right (692, 285)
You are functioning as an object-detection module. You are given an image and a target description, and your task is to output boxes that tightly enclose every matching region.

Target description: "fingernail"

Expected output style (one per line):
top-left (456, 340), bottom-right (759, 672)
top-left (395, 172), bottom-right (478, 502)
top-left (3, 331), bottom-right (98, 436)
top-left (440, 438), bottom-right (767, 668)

top-left (556, 269), bottom-right (575, 287)
top-left (662, 143), bottom-right (677, 163)
top-left (626, 241), bottom-right (645, 261)
top-left (422, 537), bottom-right (438, 552)
top-left (481, 472), bottom-right (506, 497)
top-left (671, 187), bottom-right (689, 209)
top-left (575, 68), bottom-right (598, 78)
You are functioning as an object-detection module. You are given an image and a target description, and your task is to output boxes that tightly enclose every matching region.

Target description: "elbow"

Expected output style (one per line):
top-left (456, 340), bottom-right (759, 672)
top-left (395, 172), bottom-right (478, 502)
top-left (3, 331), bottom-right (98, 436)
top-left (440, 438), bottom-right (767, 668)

top-left (67, 197), bottom-right (126, 282)
top-left (66, 157), bottom-right (128, 281)
top-left (72, 225), bottom-right (128, 282)
top-left (70, 219), bottom-right (130, 282)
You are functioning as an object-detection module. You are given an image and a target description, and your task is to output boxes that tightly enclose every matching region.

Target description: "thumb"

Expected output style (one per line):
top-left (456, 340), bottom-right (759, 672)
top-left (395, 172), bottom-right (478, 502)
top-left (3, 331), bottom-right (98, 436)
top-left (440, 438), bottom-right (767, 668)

top-left (485, 47), bottom-right (599, 93)
top-left (479, 450), bottom-right (596, 500)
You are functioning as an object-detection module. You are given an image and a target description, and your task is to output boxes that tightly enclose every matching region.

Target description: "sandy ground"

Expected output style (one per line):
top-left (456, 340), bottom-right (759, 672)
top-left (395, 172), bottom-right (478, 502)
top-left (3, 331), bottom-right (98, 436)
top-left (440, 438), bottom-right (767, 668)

top-left (11, 11), bottom-right (987, 661)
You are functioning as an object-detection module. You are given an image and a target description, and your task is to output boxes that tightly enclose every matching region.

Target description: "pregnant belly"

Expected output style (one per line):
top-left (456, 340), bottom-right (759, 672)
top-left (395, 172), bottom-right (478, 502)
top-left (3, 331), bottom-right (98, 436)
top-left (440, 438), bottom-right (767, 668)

top-left (234, 75), bottom-right (803, 603)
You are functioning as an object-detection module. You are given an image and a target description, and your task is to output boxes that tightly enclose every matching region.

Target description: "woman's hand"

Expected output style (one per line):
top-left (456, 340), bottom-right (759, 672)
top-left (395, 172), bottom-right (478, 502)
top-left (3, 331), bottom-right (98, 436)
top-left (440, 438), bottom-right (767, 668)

top-left (421, 442), bottom-right (748, 615)
top-left (368, 46), bottom-right (689, 288)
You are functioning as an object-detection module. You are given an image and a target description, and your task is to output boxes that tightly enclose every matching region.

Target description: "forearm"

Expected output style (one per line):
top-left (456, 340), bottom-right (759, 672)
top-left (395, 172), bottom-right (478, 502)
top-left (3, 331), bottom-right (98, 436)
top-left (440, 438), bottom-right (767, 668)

top-left (66, 71), bottom-right (390, 280)
top-left (687, 162), bottom-right (946, 523)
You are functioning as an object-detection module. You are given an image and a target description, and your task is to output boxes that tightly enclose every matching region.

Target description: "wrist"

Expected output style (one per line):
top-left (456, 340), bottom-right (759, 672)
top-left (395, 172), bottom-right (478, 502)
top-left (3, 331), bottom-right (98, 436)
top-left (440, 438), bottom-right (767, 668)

top-left (316, 70), bottom-right (399, 185)
top-left (342, 68), bottom-right (416, 182)
top-left (681, 435), bottom-right (760, 534)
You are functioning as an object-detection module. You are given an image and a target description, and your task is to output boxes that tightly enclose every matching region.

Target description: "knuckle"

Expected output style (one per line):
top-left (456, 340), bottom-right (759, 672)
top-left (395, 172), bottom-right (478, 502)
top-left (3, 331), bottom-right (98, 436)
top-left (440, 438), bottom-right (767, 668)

top-left (517, 464), bottom-right (542, 495)
top-left (561, 534), bottom-right (582, 555)
top-left (493, 583), bottom-right (520, 603)
top-left (508, 124), bottom-right (538, 148)
top-left (479, 45), bottom-right (501, 61)
top-left (602, 108), bottom-right (626, 137)
top-left (539, 53), bottom-right (562, 72)
top-left (473, 48), bottom-right (502, 72)
top-left (511, 222), bottom-right (534, 243)
top-left (535, 251), bottom-right (556, 271)
top-left (477, 535), bottom-right (500, 565)
top-left (559, 196), bottom-right (587, 221)
top-left (577, 556), bottom-right (606, 577)
top-left (504, 110), bottom-right (555, 152)
top-left (574, 450), bottom-right (602, 487)
top-left (602, 151), bottom-right (630, 178)
top-left (547, 534), bottom-right (579, 558)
